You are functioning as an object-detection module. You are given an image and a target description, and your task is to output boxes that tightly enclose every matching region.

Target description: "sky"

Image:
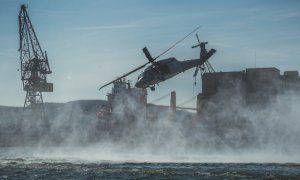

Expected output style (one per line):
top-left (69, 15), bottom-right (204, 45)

top-left (0, 0), bottom-right (300, 107)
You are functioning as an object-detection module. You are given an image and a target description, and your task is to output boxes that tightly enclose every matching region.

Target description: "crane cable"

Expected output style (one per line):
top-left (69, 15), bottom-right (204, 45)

top-left (149, 92), bottom-right (171, 104)
top-left (177, 95), bottom-right (197, 107)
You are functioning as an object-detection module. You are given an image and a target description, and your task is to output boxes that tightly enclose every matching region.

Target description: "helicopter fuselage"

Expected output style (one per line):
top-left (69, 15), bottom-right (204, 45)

top-left (135, 57), bottom-right (204, 88)
top-left (98, 31), bottom-right (216, 92)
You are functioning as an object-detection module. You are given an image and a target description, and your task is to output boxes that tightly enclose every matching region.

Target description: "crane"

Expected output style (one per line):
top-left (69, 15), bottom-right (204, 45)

top-left (18, 4), bottom-right (53, 120)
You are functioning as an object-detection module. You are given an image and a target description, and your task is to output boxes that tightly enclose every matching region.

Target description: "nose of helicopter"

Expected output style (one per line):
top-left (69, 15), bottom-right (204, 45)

top-left (135, 75), bottom-right (148, 88)
top-left (135, 70), bottom-right (153, 88)
top-left (135, 79), bottom-right (144, 88)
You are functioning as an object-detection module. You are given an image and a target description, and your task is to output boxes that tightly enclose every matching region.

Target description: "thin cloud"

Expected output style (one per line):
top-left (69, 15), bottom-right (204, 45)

top-left (250, 7), bottom-right (300, 22)
top-left (72, 23), bottom-right (141, 31)
top-left (0, 50), bottom-right (17, 59)
top-left (275, 11), bottom-right (300, 21)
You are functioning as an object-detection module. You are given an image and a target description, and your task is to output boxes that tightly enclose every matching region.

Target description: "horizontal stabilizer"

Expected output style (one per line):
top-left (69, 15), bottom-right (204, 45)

top-left (203, 48), bottom-right (216, 61)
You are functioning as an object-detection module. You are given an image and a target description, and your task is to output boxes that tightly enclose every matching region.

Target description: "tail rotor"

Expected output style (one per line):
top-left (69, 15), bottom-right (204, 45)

top-left (191, 34), bottom-right (216, 86)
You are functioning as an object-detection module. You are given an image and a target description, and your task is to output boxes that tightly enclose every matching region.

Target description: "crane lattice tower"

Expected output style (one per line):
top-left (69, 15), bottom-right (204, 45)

top-left (18, 5), bottom-right (53, 120)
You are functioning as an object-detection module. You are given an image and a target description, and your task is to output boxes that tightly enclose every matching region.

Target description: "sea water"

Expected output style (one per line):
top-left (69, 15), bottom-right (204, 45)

top-left (1, 147), bottom-right (300, 179)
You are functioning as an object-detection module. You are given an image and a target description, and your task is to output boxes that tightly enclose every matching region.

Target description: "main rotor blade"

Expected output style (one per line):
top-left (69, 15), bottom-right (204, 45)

top-left (142, 47), bottom-right (154, 62)
top-left (196, 34), bottom-right (201, 44)
top-left (99, 62), bottom-right (150, 90)
top-left (154, 25), bottom-right (202, 60)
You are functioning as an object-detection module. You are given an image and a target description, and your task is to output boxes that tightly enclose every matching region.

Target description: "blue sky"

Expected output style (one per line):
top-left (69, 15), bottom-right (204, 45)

top-left (1, 0), bottom-right (300, 107)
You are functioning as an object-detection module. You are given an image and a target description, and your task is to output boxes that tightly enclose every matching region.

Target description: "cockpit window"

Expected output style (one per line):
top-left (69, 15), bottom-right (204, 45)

top-left (145, 66), bottom-right (152, 71)
top-left (137, 74), bottom-right (142, 80)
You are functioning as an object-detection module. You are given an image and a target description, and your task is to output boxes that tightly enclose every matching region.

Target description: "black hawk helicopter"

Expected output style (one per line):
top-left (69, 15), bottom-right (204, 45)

top-left (99, 27), bottom-right (216, 91)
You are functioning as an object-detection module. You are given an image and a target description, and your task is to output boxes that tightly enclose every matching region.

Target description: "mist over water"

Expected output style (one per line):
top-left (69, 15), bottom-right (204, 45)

top-left (1, 87), bottom-right (300, 164)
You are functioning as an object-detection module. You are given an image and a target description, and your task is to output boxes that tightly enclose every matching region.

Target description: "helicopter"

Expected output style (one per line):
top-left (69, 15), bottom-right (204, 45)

top-left (99, 27), bottom-right (216, 91)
